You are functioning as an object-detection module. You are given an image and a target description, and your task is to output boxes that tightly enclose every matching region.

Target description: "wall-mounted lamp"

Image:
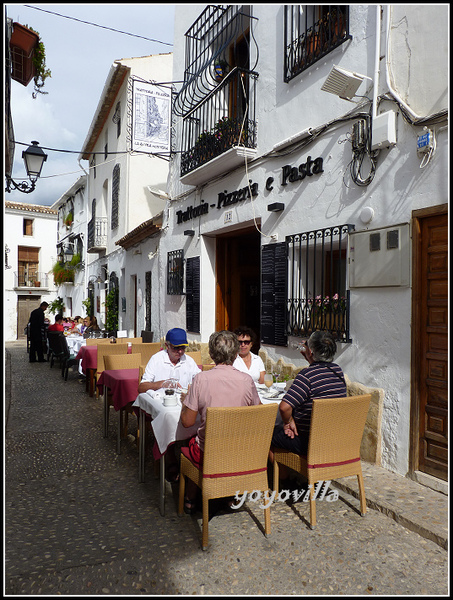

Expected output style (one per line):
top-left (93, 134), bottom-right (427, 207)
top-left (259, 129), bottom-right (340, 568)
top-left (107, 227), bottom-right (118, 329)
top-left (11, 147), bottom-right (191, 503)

top-left (5, 141), bottom-right (48, 194)
top-left (184, 230), bottom-right (195, 236)
top-left (267, 203), bottom-right (285, 212)
top-left (321, 65), bottom-right (371, 101)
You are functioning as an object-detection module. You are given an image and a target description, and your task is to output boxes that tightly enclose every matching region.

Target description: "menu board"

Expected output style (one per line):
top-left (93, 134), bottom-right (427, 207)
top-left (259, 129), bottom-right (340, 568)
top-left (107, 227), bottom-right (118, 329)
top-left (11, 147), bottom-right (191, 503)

top-left (261, 242), bottom-right (288, 346)
top-left (186, 256), bottom-right (200, 333)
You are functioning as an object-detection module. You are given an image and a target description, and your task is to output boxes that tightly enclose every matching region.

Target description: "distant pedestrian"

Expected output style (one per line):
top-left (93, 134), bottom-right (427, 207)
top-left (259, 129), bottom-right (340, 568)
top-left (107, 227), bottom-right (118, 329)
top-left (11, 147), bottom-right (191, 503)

top-left (28, 302), bottom-right (49, 362)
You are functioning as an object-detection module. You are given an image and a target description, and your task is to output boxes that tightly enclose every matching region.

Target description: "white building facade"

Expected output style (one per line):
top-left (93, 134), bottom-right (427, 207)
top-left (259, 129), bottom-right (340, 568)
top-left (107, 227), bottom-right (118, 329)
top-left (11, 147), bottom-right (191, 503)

top-left (50, 176), bottom-right (87, 320)
top-left (161, 5), bottom-right (448, 481)
top-left (78, 53), bottom-right (173, 335)
top-left (4, 201), bottom-right (58, 340)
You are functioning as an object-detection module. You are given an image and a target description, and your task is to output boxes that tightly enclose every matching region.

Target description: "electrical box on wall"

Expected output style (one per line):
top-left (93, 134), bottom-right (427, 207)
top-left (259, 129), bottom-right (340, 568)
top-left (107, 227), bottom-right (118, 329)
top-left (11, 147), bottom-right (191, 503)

top-left (348, 223), bottom-right (410, 287)
top-left (371, 110), bottom-right (397, 150)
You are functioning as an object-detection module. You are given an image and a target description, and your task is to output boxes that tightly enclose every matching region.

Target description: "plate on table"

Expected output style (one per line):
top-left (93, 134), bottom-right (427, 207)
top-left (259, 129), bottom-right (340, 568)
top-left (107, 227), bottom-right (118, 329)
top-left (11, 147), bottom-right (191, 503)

top-left (262, 390), bottom-right (285, 400)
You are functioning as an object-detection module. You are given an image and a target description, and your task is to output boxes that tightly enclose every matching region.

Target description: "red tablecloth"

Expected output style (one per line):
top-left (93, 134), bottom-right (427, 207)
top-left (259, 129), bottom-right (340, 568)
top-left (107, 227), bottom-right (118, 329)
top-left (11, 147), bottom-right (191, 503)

top-left (96, 368), bottom-right (140, 411)
top-left (76, 345), bottom-right (97, 373)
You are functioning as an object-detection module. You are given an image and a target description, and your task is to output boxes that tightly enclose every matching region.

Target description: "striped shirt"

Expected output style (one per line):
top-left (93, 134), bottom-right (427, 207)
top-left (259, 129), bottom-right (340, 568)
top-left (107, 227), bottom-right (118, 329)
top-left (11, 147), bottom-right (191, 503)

top-left (283, 361), bottom-right (347, 436)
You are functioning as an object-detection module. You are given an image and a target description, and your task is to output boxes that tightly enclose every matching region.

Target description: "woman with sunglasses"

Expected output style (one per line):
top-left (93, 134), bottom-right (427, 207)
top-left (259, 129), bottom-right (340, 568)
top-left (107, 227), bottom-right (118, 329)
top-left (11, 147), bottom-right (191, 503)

top-left (232, 326), bottom-right (265, 384)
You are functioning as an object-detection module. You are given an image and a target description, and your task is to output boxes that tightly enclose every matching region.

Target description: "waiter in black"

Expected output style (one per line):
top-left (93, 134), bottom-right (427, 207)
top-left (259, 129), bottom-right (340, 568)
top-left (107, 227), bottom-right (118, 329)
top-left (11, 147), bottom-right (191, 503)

top-left (28, 301), bottom-right (49, 362)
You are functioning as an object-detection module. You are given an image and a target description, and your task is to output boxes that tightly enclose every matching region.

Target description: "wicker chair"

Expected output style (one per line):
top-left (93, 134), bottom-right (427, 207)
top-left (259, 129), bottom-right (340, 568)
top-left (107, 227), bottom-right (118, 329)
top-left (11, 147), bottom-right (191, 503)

top-left (104, 353), bottom-right (142, 371)
top-left (130, 342), bottom-right (161, 365)
top-left (178, 403), bottom-right (278, 550)
top-left (103, 353), bottom-right (141, 446)
top-left (116, 337), bottom-right (143, 344)
top-left (86, 338), bottom-right (111, 346)
top-left (272, 394), bottom-right (371, 529)
top-left (185, 351), bottom-right (202, 368)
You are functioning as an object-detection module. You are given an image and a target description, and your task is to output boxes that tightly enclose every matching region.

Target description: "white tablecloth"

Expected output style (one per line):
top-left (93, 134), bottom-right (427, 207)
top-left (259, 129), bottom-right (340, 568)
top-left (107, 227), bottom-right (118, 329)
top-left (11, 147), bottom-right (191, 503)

top-left (133, 390), bottom-right (200, 454)
top-left (65, 336), bottom-right (85, 374)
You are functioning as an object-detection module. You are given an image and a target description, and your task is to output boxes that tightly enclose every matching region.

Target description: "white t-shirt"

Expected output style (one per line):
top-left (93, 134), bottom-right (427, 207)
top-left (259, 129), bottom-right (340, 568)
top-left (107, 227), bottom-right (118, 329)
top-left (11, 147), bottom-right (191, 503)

top-left (141, 349), bottom-right (201, 388)
top-left (233, 352), bottom-right (265, 382)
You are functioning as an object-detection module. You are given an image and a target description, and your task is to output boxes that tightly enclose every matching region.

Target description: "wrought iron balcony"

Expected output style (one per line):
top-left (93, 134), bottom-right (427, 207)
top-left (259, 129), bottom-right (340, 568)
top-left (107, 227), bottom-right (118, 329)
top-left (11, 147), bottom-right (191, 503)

top-left (87, 216), bottom-right (108, 253)
top-left (180, 67), bottom-right (258, 181)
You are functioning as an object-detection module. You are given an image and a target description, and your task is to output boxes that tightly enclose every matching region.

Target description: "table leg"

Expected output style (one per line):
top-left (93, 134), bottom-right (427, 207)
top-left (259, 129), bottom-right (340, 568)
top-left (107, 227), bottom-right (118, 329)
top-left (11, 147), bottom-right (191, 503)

top-left (139, 410), bottom-right (145, 483)
top-left (159, 453), bottom-right (166, 516)
top-left (103, 385), bottom-right (108, 438)
top-left (88, 369), bottom-right (96, 397)
top-left (117, 409), bottom-right (123, 454)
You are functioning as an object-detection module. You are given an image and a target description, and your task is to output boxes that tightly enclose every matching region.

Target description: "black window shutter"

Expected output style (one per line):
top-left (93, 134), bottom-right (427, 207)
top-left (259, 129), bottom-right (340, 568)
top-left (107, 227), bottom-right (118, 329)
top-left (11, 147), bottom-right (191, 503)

top-left (261, 242), bottom-right (288, 346)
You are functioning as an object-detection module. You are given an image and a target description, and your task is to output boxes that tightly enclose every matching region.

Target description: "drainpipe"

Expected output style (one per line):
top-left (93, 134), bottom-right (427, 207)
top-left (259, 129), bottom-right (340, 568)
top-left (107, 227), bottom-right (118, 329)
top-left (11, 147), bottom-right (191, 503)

top-left (373, 5), bottom-right (381, 120)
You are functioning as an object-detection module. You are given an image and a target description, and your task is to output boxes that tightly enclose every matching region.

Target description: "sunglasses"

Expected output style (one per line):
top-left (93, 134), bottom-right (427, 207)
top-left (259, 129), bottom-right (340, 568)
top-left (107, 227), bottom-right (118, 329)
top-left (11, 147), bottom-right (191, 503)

top-left (239, 340), bottom-right (252, 345)
top-left (167, 343), bottom-right (186, 351)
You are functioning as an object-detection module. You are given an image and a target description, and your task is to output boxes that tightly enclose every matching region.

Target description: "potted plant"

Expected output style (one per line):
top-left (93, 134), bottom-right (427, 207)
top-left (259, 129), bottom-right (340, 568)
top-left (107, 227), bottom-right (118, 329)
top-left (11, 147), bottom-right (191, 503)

top-left (49, 296), bottom-right (65, 315)
top-left (9, 22), bottom-right (40, 86)
top-left (64, 212), bottom-right (73, 229)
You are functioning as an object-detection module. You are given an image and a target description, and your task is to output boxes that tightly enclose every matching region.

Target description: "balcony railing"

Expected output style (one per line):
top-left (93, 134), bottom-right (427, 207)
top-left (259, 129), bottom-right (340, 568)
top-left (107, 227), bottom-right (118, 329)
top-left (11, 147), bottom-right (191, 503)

top-left (180, 67), bottom-right (258, 178)
top-left (14, 271), bottom-right (49, 288)
top-left (87, 216), bottom-right (108, 253)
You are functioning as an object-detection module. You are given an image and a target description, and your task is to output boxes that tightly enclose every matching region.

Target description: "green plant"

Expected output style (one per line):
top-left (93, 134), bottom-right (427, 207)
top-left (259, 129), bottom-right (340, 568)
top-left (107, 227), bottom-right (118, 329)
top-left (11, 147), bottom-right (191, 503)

top-left (104, 287), bottom-right (119, 332)
top-left (48, 296), bottom-right (65, 315)
top-left (27, 27), bottom-right (51, 98)
top-left (64, 212), bottom-right (73, 228)
top-left (81, 298), bottom-right (92, 316)
top-left (52, 261), bottom-right (75, 285)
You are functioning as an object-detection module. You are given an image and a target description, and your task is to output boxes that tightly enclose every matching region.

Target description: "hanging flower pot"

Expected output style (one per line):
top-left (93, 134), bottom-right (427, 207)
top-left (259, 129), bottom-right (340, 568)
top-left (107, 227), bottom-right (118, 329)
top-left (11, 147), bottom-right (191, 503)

top-left (10, 23), bottom-right (39, 86)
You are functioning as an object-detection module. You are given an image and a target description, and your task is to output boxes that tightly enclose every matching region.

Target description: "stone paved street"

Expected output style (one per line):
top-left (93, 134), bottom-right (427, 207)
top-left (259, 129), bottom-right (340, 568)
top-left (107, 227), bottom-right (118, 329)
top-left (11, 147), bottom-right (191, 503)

top-left (4, 341), bottom-right (449, 596)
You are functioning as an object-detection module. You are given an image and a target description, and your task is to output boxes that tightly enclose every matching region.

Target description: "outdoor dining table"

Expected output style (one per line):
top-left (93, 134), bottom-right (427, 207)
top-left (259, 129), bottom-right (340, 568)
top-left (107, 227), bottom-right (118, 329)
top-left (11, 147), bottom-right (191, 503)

top-left (132, 385), bottom-right (285, 516)
top-left (76, 345), bottom-right (97, 396)
top-left (65, 334), bottom-right (85, 355)
top-left (133, 390), bottom-right (200, 516)
top-left (96, 368), bottom-right (140, 455)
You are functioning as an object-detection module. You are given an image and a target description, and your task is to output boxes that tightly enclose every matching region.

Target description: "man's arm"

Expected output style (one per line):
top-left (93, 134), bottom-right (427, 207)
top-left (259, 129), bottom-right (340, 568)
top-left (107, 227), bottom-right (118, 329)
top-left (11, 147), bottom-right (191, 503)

top-left (180, 403), bottom-right (198, 428)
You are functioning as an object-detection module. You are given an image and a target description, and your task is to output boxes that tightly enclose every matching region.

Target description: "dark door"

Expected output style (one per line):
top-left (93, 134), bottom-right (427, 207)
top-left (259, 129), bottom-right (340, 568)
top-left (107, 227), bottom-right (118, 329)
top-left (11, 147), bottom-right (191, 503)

top-left (417, 212), bottom-right (448, 480)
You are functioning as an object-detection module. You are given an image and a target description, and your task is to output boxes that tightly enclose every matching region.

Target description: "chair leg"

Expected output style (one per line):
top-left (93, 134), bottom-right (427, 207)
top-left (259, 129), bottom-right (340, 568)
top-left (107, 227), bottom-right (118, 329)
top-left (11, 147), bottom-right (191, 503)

top-left (273, 459), bottom-right (280, 493)
top-left (309, 482), bottom-right (317, 529)
top-left (201, 494), bottom-right (209, 550)
top-left (263, 500), bottom-right (271, 537)
top-left (357, 472), bottom-right (367, 516)
top-left (178, 473), bottom-right (186, 516)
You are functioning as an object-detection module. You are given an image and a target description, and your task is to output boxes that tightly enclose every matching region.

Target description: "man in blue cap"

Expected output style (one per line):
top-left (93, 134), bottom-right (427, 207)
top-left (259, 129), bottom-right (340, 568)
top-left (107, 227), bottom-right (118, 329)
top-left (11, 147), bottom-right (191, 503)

top-left (138, 328), bottom-right (201, 393)
top-left (138, 328), bottom-right (201, 482)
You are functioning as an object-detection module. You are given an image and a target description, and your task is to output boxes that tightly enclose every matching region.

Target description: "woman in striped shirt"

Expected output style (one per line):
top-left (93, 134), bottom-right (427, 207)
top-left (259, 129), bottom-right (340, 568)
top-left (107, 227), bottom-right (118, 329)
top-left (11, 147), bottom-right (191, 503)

top-left (270, 330), bottom-right (346, 461)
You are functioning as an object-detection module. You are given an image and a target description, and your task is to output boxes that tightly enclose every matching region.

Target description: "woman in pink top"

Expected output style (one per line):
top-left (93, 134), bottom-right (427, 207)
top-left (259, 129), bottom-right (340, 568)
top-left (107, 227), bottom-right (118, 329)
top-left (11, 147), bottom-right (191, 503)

top-left (180, 330), bottom-right (261, 513)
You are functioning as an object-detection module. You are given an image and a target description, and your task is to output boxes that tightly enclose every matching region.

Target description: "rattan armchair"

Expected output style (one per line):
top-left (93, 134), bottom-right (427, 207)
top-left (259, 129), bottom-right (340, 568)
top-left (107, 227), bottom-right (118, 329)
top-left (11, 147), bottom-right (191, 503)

top-left (272, 394), bottom-right (371, 529)
top-left (130, 342), bottom-right (161, 366)
top-left (178, 403), bottom-right (278, 550)
top-left (104, 353), bottom-right (142, 371)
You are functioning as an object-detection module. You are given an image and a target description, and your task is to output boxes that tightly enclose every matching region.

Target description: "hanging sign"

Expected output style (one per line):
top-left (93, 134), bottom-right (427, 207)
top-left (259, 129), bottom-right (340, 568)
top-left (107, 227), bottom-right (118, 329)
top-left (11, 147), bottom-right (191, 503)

top-left (131, 80), bottom-right (171, 153)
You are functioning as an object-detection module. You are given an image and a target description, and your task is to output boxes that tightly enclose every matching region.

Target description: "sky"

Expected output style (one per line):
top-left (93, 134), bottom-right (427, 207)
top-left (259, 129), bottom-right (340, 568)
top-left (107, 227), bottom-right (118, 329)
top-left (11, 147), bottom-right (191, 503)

top-left (5, 3), bottom-right (176, 206)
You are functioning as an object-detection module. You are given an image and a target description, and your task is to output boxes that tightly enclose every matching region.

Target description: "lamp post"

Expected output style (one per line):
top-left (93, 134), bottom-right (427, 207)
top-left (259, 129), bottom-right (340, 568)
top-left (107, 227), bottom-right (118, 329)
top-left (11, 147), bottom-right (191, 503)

top-left (5, 141), bottom-right (48, 194)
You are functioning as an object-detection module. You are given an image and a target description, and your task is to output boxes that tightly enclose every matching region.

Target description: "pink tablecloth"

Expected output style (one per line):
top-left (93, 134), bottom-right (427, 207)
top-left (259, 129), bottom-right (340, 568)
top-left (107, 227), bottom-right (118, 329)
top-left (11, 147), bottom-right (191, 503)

top-left (76, 345), bottom-right (97, 373)
top-left (97, 368), bottom-right (140, 411)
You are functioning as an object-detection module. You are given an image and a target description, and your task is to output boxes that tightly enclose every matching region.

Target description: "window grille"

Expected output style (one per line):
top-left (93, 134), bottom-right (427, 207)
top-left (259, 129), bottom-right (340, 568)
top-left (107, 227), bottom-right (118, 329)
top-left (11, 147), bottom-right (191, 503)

top-left (284, 5), bottom-right (350, 82)
top-left (286, 224), bottom-right (354, 342)
top-left (111, 164), bottom-right (120, 229)
top-left (167, 249), bottom-right (184, 295)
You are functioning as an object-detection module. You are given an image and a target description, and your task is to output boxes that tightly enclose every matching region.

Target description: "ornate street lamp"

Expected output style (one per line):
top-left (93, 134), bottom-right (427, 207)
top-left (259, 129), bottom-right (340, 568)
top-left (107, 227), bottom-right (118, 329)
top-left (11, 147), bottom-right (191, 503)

top-left (5, 141), bottom-right (48, 194)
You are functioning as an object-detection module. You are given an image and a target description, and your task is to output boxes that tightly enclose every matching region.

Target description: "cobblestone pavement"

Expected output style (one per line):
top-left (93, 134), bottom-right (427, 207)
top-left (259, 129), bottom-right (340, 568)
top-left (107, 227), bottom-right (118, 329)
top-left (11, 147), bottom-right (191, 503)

top-left (4, 342), bottom-right (449, 596)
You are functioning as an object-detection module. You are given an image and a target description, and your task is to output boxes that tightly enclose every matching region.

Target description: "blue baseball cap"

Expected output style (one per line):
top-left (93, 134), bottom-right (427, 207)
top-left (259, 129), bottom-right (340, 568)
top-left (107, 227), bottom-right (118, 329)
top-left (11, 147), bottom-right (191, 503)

top-left (165, 328), bottom-right (188, 346)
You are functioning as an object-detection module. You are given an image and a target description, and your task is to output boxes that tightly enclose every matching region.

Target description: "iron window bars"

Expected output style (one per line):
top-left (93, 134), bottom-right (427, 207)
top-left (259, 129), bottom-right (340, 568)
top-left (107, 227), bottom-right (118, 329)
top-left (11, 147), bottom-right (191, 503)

top-left (284, 5), bottom-right (350, 82)
top-left (286, 224), bottom-right (354, 342)
top-left (167, 249), bottom-right (184, 295)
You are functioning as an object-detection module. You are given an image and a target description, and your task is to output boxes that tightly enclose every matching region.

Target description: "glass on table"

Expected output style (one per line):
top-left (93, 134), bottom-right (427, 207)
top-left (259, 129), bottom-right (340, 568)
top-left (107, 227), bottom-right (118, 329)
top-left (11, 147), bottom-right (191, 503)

top-left (263, 373), bottom-right (274, 389)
